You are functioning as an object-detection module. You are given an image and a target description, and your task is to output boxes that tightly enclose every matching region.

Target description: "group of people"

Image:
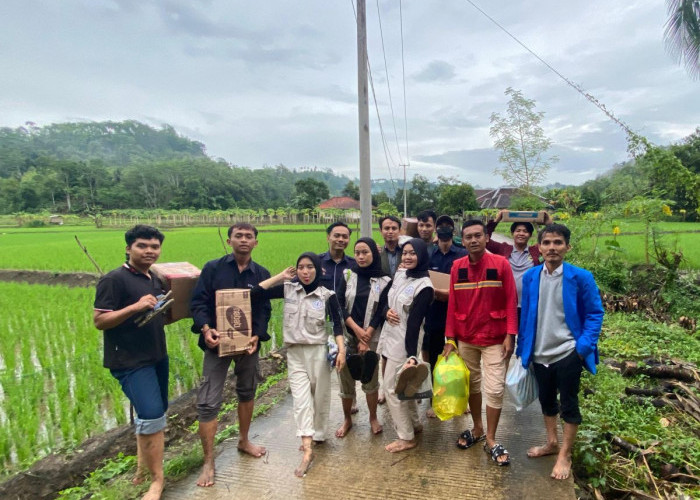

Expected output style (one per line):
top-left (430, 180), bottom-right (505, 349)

top-left (92, 209), bottom-right (603, 499)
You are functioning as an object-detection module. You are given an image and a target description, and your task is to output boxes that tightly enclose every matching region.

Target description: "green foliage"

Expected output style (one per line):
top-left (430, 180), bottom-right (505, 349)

top-left (508, 193), bottom-right (547, 211)
top-left (435, 176), bottom-right (479, 215)
top-left (574, 313), bottom-right (700, 497)
top-left (489, 87), bottom-right (558, 191)
top-left (341, 181), bottom-right (360, 200)
top-left (292, 178), bottom-right (330, 209)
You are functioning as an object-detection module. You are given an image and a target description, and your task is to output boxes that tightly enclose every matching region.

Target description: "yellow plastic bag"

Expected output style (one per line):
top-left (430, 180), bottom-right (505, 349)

top-left (432, 353), bottom-right (470, 421)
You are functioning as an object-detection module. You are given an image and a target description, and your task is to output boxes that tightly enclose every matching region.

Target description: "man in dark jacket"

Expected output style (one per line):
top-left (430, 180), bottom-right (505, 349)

top-left (190, 223), bottom-right (272, 487)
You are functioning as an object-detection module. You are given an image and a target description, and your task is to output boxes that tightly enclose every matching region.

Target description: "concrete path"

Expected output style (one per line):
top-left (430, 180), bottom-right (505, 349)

top-left (164, 373), bottom-right (575, 500)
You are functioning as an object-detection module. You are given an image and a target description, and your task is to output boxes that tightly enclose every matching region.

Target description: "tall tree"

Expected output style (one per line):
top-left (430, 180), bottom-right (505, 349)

top-left (664, 0), bottom-right (700, 80)
top-left (292, 178), bottom-right (330, 209)
top-left (341, 180), bottom-right (360, 200)
top-left (489, 87), bottom-right (558, 191)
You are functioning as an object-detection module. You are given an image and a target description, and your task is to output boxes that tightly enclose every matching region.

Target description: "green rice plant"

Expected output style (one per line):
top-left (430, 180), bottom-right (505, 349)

top-left (0, 283), bottom-right (204, 474)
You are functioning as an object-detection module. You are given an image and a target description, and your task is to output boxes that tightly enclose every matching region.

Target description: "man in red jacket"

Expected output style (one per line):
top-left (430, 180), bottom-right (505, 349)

top-left (443, 220), bottom-right (518, 466)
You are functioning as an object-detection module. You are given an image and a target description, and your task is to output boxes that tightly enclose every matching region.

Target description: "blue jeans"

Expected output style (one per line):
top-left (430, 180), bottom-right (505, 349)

top-left (111, 356), bottom-right (169, 434)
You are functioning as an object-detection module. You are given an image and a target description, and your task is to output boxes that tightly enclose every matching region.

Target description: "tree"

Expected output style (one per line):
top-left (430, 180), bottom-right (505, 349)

top-left (490, 87), bottom-right (558, 191)
top-left (436, 177), bottom-right (479, 215)
top-left (341, 181), bottom-right (360, 200)
top-left (292, 178), bottom-right (330, 210)
top-left (664, 0), bottom-right (700, 80)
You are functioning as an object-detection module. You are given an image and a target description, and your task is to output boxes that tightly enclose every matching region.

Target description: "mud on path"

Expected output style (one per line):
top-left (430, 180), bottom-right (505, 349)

top-left (0, 269), bottom-right (100, 287)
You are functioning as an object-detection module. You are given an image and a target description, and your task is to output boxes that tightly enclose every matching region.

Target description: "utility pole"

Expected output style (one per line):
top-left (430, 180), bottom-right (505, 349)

top-left (357, 0), bottom-right (372, 238)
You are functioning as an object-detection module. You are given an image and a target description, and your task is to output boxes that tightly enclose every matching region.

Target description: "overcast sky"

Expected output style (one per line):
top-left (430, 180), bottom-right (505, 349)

top-left (1, 0), bottom-right (698, 190)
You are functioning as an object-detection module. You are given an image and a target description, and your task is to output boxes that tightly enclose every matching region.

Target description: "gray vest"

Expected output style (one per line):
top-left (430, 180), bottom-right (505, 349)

top-left (343, 270), bottom-right (391, 351)
top-left (282, 282), bottom-right (335, 345)
top-left (380, 269), bottom-right (432, 362)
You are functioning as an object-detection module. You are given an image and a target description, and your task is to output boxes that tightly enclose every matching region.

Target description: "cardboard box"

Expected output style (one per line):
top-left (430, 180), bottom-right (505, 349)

top-left (429, 270), bottom-right (450, 290)
top-left (215, 289), bottom-right (253, 357)
top-left (402, 217), bottom-right (419, 237)
top-left (150, 262), bottom-right (201, 324)
top-left (501, 211), bottom-right (547, 224)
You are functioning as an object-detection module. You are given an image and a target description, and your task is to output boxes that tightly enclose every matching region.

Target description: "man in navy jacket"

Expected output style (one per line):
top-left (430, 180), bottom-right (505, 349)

top-left (516, 223), bottom-right (603, 481)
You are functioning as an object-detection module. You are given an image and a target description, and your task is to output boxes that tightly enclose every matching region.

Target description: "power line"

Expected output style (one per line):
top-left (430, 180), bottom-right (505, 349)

top-left (399, 0), bottom-right (410, 166)
top-left (463, 0), bottom-right (640, 141)
top-left (375, 0), bottom-right (405, 166)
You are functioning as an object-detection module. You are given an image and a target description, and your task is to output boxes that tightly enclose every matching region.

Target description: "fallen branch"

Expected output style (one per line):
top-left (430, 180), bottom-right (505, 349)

top-left (620, 361), bottom-right (696, 383)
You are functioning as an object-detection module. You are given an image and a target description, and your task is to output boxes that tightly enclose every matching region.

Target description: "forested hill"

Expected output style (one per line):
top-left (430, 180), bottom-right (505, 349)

top-left (0, 121), bottom-right (207, 174)
top-left (0, 120), bottom-right (359, 213)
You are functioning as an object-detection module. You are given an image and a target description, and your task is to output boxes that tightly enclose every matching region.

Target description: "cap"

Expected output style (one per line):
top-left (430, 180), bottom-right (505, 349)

top-left (436, 215), bottom-right (455, 227)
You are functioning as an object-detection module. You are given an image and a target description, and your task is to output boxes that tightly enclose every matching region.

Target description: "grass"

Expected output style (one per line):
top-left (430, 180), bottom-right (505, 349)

top-left (0, 225), bottom-right (385, 273)
top-left (574, 312), bottom-right (700, 497)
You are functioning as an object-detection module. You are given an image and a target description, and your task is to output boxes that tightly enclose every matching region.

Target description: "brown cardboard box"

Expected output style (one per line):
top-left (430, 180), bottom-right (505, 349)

top-left (150, 262), bottom-right (201, 324)
top-left (501, 210), bottom-right (547, 224)
top-left (215, 289), bottom-right (253, 357)
top-left (429, 270), bottom-right (450, 290)
top-left (402, 217), bottom-right (419, 237)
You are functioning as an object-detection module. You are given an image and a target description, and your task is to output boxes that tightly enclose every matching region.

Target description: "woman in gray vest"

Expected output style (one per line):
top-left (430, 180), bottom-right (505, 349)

top-left (254, 252), bottom-right (346, 477)
top-left (381, 238), bottom-right (434, 453)
top-left (335, 237), bottom-right (391, 438)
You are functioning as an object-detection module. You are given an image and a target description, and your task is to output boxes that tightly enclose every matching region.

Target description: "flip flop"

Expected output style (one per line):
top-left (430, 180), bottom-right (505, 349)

top-left (456, 429), bottom-right (485, 450)
top-left (403, 362), bottom-right (429, 397)
top-left (484, 442), bottom-right (510, 466)
top-left (361, 351), bottom-right (378, 384)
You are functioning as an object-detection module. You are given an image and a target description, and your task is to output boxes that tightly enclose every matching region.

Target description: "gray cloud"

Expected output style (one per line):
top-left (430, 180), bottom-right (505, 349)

top-left (0, 0), bottom-right (697, 189)
top-left (412, 60), bottom-right (457, 83)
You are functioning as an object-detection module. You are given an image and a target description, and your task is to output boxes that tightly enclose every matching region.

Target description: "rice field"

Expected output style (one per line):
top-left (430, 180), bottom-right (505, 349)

top-left (0, 225), bottom-right (383, 273)
top-left (0, 225), bottom-right (377, 474)
top-left (0, 283), bottom-right (203, 472)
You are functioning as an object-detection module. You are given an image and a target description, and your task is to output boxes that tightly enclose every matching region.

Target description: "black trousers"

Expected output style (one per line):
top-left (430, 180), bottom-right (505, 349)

top-left (532, 349), bottom-right (583, 425)
top-left (422, 327), bottom-right (446, 372)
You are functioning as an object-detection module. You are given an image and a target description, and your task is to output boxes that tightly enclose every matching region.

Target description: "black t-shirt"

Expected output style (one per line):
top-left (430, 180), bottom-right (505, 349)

top-left (94, 263), bottom-right (167, 370)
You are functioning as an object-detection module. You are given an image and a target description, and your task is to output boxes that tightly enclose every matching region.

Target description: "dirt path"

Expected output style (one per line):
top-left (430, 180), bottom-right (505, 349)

top-left (0, 269), bottom-right (100, 287)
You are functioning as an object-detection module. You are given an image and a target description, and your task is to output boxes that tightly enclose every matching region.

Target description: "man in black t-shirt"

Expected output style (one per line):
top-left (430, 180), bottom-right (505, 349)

top-left (94, 225), bottom-right (167, 500)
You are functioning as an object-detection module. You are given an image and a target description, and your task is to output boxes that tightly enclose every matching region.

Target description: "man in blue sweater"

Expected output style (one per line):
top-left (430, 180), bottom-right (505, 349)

top-left (516, 223), bottom-right (604, 480)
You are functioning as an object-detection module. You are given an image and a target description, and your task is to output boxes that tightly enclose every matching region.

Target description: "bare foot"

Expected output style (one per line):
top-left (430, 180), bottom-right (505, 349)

top-left (528, 443), bottom-right (559, 458)
top-left (196, 462), bottom-right (215, 487)
top-left (294, 448), bottom-right (314, 477)
top-left (335, 419), bottom-right (353, 438)
top-left (426, 408), bottom-right (437, 418)
top-left (237, 439), bottom-right (266, 458)
top-left (385, 439), bottom-right (417, 453)
top-left (132, 468), bottom-right (147, 485)
top-left (551, 455), bottom-right (572, 480)
top-left (413, 424), bottom-right (423, 434)
top-left (142, 479), bottom-right (164, 500)
top-left (370, 418), bottom-right (383, 434)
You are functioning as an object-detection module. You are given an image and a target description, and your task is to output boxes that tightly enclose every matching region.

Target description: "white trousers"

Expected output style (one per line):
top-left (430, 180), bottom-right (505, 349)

top-left (287, 344), bottom-right (331, 441)
top-left (384, 357), bottom-right (421, 441)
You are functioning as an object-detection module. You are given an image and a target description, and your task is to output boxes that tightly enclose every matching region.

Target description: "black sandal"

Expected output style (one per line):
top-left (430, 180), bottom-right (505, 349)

top-left (456, 429), bottom-right (485, 450)
top-left (484, 442), bottom-right (510, 466)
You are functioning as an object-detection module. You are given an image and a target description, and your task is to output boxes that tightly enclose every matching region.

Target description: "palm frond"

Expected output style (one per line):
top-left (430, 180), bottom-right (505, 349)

top-left (664, 0), bottom-right (700, 79)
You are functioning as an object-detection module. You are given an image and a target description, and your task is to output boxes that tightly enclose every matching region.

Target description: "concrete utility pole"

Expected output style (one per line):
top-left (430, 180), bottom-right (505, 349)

top-left (401, 163), bottom-right (408, 216)
top-left (357, 0), bottom-right (372, 238)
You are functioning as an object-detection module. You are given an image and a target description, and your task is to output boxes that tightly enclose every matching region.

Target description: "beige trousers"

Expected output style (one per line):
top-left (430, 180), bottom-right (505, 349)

top-left (287, 344), bottom-right (331, 441)
top-left (457, 341), bottom-right (508, 409)
top-left (384, 357), bottom-right (421, 440)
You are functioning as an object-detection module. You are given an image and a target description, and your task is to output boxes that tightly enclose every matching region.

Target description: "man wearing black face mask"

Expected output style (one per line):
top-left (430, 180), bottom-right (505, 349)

top-left (422, 215), bottom-right (467, 417)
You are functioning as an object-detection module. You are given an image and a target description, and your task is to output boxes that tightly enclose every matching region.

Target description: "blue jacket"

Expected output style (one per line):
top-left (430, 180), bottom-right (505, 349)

top-left (516, 262), bottom-right (604, 374)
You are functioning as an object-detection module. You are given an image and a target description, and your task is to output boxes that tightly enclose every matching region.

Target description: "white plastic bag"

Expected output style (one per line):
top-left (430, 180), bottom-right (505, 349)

top-left (505, 361), bottom-right (538, 411)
